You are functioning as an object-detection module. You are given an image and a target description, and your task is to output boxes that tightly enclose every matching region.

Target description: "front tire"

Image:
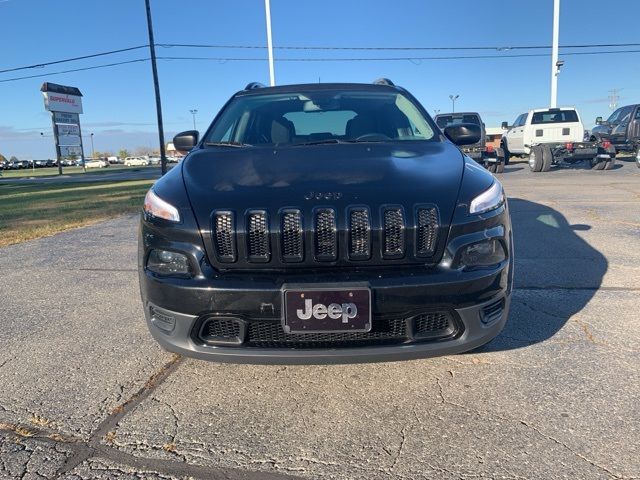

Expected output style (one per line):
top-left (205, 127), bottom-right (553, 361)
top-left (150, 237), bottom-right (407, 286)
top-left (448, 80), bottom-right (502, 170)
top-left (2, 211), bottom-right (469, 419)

top-left (529, 146), bottom-right (544, 172)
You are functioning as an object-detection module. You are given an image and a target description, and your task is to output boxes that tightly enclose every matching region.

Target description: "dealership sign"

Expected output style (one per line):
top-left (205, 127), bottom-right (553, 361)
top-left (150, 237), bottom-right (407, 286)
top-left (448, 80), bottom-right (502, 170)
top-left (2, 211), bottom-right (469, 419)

top-left (43, 92), bottom-right (83, 113)
top-left (41, 82), bottom-right (85, 168)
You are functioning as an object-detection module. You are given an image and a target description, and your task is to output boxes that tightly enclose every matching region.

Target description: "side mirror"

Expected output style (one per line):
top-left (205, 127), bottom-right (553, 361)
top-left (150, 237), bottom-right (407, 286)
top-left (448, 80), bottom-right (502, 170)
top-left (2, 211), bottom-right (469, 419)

top-left (595, 116), bottom-right (603, 125)
top-left (444, 123), bottom-right (481, 146)
top-left (173, 130), bottom-right (199, 152)
top-left (501, 121), bottom-right (509, 130)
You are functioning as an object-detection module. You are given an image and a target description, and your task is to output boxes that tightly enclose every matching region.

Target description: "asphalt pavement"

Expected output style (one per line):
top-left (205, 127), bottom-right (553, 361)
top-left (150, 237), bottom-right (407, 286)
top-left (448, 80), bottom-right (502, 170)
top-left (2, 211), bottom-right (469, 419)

top-left (0, 156), bottom-right (638, 479)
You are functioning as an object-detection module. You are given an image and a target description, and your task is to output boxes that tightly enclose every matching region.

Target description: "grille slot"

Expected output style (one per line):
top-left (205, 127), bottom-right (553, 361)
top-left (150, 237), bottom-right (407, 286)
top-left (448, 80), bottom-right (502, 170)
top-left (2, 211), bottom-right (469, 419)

top-left (411, 312), bottom-right (454, 338)
top-left (349, 208), bottom-right (371, 259)
top-left (314, 209), bottom-right (337, 261)
top-left (383, 208), bottom-right (405, 258)
top-left (247, 211), bottom-right (270, 262)
top-left (416, 207), bottom-right (439, 256)
top-left (281, 210), bottom-right (303, 262)
top-left (246, 318), bottom-right (407, 349)
top-left (199, 317), bottom-right (244, 345)
top-left (213, 212), bottom-right (236, 262)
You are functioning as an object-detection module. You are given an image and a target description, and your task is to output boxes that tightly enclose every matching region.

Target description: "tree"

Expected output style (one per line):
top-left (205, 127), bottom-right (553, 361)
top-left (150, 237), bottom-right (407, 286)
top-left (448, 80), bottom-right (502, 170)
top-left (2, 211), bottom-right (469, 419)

top-left (118, 149), bottom-right (130, 159)
top-left (0, 154), bottom-right (6, 163)
top-left (134, 146), bottom-right (154, 157)
top-left (10, 156), bottom-right (18, 162)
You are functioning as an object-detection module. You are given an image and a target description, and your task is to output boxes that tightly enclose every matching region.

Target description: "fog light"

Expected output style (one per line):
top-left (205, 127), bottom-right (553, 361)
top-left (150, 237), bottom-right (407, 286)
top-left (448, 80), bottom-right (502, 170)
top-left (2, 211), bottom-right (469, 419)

top-left (459, 239), bottom-right (506, 268)
top-left (147, 249), bottom-right (191, 276)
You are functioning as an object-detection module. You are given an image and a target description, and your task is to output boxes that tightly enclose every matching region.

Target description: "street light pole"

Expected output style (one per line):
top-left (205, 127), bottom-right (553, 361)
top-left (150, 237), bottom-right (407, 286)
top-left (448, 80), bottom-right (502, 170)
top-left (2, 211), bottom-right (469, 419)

top-left (90, 133), bottom-right (95, 159)
top-left (550, 0), bottom-right (560, 107)
top-left (144, 0), bottom-right (168, 175)
top-left (449, 94), bottom-right (459, 113)
top-left (264, 0), bottom-right (276, 86)
top-left (189, 109), bottom-right (198, 130)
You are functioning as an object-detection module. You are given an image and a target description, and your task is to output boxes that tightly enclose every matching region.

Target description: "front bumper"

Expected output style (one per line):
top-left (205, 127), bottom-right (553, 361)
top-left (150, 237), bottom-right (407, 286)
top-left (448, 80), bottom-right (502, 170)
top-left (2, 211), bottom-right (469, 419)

top-left (140, 248), bottom-right (513, 364)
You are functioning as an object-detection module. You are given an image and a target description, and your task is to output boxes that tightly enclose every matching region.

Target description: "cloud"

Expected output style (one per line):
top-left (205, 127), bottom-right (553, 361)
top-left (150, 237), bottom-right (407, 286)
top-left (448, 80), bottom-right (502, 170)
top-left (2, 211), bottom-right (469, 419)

top-left (0, 126), bottom-right (40, 140)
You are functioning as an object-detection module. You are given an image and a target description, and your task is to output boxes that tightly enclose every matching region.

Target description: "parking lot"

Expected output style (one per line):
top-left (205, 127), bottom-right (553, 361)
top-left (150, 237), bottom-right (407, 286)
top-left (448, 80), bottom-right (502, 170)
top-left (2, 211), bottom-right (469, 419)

top-left (0, 157), bottom-right (638, 479)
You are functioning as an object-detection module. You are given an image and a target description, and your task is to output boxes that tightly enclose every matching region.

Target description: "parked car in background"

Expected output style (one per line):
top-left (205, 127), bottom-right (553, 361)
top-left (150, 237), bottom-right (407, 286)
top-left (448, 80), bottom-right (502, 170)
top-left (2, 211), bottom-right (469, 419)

top-left (107, 156), bottom-right (121, 164)
top-left (148, 156), bottom-right (161, 165)
top-left (501, 107), bottom-right (615, 172)
top-left (85, 158), bottom-right (109, 168)
top-left (60, 159), bottom-right (75, 167)
top-left (435, 112), bottom-right (503, 173)
top-left (590, 104), bottom-right (640, 153)
top-left (124, 156), bottom-right (149, 166)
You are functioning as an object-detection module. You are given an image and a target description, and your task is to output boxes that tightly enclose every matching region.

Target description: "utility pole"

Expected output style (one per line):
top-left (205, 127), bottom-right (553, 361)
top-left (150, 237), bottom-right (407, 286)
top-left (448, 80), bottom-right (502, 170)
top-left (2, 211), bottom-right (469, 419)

top-left (264, 0), bottom-right (276, 86)
top-left (449, 95), bottom-right (459, 113)
top-left (90, 133), bottom-right (95, 159)
top-left (608, 89), bottom-right (621, 110)
top-left (144, 0), bottom-right (167, 175)
top-left (190, 109), bottom-right (198, 130)
top-left (550, 0), bottom-right (560, 107)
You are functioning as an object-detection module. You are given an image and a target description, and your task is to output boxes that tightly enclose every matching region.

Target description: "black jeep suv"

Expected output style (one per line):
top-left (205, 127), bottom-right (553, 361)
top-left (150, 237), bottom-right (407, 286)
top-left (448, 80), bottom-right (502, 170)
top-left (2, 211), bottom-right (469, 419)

top-left (138, 80), bottom-right (513, 364)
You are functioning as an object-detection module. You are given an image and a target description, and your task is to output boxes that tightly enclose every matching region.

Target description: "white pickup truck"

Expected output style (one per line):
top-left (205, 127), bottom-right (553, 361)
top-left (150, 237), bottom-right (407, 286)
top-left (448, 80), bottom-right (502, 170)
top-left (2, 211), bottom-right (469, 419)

top-left (501, 107), bottom-right (616, 172)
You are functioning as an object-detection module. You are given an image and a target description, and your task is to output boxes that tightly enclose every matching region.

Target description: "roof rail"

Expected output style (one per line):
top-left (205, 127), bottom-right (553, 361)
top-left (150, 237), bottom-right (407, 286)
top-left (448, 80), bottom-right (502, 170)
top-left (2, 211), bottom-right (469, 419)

top-left (244, 82), bottom-right (266, 90)
top-left (373, 78), bottom-right (395, 86)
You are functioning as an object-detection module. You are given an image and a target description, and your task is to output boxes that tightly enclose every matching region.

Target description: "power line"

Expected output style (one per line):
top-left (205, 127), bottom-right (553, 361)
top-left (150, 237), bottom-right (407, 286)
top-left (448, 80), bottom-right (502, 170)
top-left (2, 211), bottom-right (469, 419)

top-left (0, 45), bottom-right (148, 74)
top-left (1, 42), bottom-right (639, 77)
top-left (156, 42), bottom-right (640, 51)
top-left (0, 58), bottom-right (149, 83)
top-left (1, 48), bottom-right (640, 84)
top-left (157, 49), bottom-right (640, 62)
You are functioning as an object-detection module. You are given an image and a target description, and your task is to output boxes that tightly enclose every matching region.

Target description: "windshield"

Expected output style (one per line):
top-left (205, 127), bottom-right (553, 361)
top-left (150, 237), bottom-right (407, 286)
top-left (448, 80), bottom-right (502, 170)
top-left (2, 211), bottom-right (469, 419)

top-left (435, 114), bottom-right (481, 129)
top-left (531, 110), bottom-right (579, 124)
top-left (204, 89), bottom-right (436, 146)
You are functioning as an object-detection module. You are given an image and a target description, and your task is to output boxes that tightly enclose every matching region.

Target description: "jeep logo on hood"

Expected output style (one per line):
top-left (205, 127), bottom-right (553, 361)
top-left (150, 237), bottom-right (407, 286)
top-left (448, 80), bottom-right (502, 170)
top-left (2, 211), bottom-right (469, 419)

top-left (304, 191), bottom-right (343, 201)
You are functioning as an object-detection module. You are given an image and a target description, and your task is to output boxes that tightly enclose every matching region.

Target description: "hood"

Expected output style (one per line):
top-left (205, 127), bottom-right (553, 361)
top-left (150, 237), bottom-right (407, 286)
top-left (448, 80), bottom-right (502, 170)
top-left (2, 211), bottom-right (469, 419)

top-left (183, 141), bottom-right (464, 228)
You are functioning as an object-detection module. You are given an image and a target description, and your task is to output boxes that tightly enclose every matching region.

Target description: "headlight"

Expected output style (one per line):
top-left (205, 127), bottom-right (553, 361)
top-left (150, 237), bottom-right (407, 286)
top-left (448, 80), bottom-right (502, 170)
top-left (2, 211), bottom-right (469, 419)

top-left (458, 239), bottom-right (506, 268)
top-left (143, 189), bottom-right (180, 222)
top-left (147, 249), bottom-right (191, 276)
top-left (469, 181), bottom-right (505, 214)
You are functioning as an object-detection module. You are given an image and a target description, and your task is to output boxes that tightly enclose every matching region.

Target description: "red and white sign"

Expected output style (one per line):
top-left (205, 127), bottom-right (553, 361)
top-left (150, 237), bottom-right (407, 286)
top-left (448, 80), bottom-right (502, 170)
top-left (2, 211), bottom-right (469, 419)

top-left (43, 92), bottom-right (83, 113)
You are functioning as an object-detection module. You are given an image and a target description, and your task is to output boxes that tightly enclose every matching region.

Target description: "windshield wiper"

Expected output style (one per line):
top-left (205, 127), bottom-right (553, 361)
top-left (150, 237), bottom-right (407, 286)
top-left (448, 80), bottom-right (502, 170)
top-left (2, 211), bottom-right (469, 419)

top-left (204, 142), bottom-right (252, 147)
top-left (292, 139), bottom-right (347, 146)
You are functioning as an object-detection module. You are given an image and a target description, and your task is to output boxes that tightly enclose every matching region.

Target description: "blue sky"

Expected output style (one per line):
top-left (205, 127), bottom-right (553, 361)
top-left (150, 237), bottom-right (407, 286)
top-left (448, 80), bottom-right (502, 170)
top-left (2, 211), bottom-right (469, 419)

top-left (1, 0), bottom-right (639, 159)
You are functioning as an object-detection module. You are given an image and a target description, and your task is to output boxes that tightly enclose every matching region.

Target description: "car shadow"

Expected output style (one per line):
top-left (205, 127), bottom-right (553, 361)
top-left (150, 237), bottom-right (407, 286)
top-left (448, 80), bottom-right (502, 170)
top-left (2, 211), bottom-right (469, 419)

top-left (477, 198), bottom-right (608, 352)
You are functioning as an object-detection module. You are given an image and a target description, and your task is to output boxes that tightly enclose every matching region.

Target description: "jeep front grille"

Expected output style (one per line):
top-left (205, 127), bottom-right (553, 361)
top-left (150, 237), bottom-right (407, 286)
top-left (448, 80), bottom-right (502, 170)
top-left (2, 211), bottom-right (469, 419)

top-left (383, 208), bottom-right (405, 258)
top-left (247, 211), bottom-right (270, 262)
top-left (314, 208), bottom-right (337, 261)
top-left (281, 210), bottom-right (303, 262)
top-left (416, 207), bottom-right (439, 256)
top-left (209, 204), bottom-right (440, 269)
top-left (213, 212), bottom-right (236, 262)
top-left (349, 208), bottom-right (371, 259)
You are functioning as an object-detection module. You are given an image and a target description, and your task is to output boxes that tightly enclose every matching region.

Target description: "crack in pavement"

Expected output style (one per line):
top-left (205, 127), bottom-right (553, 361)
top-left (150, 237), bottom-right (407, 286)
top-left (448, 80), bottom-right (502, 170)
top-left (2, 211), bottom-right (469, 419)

top-left (433, 375), bottom-right (633, 480)
top-left (0, 353), bottom-right (301, 480)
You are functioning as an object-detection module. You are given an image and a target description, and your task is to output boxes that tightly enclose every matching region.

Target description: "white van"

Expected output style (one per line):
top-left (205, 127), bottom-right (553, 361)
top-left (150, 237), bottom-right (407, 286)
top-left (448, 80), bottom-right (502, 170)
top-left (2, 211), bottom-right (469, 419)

top-left (501, 108), bottom-right (584, 157)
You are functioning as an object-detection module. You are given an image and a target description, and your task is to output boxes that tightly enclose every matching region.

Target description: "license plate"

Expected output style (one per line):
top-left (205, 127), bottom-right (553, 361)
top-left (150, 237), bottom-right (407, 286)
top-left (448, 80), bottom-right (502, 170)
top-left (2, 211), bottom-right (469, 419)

top-left (282, 287), bottom-right (372, 334)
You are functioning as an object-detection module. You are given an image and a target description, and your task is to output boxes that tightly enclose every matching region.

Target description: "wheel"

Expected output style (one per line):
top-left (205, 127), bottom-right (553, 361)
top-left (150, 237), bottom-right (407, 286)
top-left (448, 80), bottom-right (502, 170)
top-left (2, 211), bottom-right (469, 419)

top-left (603, 156), bottom-right (616, 170)
top-left (486, 162), bottom-right (497, 173)
top-left (590, 157), bottom-right (606, 170)
top-left (529, 146), bottom-right (544, 172)
top-left (501, 141), bottom-right (511, 165)
top-left (496, 161), bottom-right (505, 174)
top-left (541, 145), bottom-right (553, 172)
top-left (635, 149), bottom-right (640, 168)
